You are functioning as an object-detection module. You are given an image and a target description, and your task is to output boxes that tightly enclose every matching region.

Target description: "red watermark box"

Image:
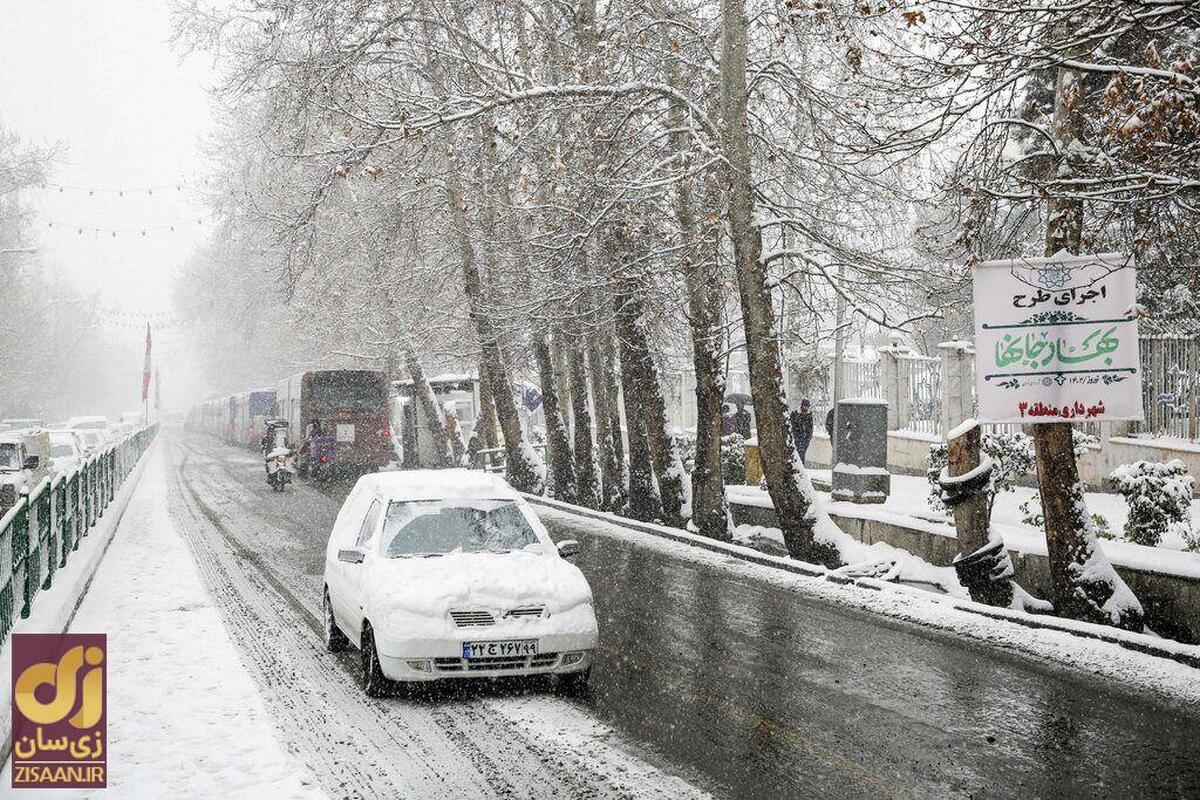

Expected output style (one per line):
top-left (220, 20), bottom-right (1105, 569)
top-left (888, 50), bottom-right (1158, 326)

top-left (11, 633), bottom-right (106, 789)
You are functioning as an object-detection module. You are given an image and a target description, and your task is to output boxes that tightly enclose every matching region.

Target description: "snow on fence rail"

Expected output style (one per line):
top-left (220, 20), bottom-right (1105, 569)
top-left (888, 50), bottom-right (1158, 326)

top-left (0, 424), bottom-right (157, 646)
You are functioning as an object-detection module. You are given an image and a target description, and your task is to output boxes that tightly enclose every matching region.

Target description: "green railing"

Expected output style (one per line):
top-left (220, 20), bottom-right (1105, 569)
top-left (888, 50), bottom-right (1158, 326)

top-left (0, 424), bottom-right (157, 646)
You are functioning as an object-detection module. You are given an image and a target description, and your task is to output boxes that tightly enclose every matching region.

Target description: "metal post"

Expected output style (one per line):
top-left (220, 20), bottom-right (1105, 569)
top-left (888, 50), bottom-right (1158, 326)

top-left (831, 262), bottom-right (847, 463)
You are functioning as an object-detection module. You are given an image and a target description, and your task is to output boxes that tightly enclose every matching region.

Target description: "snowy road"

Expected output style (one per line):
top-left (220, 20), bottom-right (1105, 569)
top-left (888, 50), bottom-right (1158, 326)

top-left (167, 432), bottom-right (1200, 798)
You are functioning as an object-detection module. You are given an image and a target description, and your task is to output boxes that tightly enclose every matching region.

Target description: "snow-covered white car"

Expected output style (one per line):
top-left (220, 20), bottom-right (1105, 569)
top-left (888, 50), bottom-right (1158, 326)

top-left (322, 470), bottom-right (598, 697)
top-left (47, 429), bottom-right (86, 472)
top-left (67, 416), bottom-right (111, 444)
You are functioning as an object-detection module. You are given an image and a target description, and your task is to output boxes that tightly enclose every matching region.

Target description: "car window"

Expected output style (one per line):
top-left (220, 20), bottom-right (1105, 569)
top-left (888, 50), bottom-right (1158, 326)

top-left (355, 499), bottom-right (383, 548)
top-left (380, 499), bottom-right (540, 557)
top-left (0, 443), bottom-right (20, 470)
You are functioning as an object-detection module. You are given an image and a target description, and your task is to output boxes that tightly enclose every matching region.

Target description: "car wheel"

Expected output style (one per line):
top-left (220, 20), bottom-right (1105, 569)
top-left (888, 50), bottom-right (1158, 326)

top-left (360, 625), bottom-right (388, 697)
top-left (556, 667), bottom-right (591, 698)
top-left (323, 591), bottom-right (348, 653)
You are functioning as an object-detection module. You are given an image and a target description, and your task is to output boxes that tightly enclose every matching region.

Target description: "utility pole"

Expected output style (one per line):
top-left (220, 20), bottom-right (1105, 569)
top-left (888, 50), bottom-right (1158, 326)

top-left (831, 262), bottom-right (846, 464)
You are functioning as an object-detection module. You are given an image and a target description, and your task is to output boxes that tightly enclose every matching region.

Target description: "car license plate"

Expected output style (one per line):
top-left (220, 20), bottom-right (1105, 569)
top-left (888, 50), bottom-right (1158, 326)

top-left (462, 639), bottom-right (538, 659)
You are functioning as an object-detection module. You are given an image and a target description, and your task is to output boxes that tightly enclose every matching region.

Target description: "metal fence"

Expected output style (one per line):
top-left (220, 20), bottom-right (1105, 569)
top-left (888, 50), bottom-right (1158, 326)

top-left (798, 338), bottom-right (1192, 441)
top-left (900, 354), bottom-right (941, 436)
top-left (1137, 335), bottom-right (1200, 441)
top-left (0, 424), bottom-right (158, 646)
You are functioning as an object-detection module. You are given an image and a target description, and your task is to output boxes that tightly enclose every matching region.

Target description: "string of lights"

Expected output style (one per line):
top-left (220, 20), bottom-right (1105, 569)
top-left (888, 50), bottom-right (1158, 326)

top-left (40, 177), bottom-right (216, 196)
top-left (44, 215), bottom-right (212, 237)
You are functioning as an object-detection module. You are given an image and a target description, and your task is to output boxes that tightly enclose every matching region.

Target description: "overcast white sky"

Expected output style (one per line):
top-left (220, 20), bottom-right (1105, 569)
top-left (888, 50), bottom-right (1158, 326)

top-left (0, 0), bottom-right (218, 404)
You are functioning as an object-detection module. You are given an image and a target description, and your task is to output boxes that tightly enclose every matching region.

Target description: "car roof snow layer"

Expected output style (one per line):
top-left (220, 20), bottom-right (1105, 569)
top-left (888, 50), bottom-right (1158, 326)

top-left (355, 469), bottom-right (520, 502)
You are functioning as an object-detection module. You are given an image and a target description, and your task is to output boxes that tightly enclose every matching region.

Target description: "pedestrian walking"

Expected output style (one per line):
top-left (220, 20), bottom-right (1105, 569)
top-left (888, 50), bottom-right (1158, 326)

top-left (790, 399), bottom-right (813, 464)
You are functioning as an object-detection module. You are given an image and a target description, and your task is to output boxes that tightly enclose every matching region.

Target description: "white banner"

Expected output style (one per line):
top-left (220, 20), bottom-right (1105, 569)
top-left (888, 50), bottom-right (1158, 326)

top-left (973, 252), bottom-right (1143, 424)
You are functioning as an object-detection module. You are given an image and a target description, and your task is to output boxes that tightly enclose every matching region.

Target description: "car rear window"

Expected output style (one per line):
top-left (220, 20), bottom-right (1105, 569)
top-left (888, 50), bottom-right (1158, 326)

top-left (381, 500), bottom-right (539, 557)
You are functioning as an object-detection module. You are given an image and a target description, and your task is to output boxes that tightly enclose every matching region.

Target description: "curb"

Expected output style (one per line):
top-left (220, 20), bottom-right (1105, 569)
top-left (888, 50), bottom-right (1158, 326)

top-left (524, 493), bottom-right (1200, 670)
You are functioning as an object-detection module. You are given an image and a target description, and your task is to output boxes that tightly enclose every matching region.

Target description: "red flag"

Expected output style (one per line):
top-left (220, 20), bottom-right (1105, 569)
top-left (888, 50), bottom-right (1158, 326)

top-left (141, 324), bottom-right (152, 401)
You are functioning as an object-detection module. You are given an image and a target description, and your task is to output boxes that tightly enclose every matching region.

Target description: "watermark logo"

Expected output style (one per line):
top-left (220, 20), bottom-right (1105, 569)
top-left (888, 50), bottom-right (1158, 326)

top-left (11, 633), bottom-right (106, 789)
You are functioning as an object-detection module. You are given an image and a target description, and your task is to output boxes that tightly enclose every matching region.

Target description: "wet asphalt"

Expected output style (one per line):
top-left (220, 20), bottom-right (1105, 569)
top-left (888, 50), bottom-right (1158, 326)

top-left (175, 431), bottom-right (1200, 799)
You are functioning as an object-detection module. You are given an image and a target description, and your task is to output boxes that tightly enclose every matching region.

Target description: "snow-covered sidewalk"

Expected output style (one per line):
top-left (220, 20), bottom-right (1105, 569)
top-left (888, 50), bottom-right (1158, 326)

top-left (4, 447), bottom-right (323, 798)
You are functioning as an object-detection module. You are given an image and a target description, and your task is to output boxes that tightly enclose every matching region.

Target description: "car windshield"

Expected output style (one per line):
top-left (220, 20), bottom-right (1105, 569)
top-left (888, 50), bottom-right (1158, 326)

top-left (50, 444), bottom-right (76, 457)
top-left (380, 499), bottom-right (539, 557)
top-left (0, 443), bottom-right (21, 470)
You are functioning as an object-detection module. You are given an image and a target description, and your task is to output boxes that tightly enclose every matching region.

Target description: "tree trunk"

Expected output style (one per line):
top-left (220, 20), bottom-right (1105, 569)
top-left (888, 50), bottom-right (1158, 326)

top-left (478, 363), bottom-right (500, 449)
top-left (718, 0), bottom-right (838, 566)
top-left (667, 83), bottom-right (731, 540)
top-left (402, 346), bottom-right (452, 468)
top-left (588, 333), bottom-right (624, 511)
top-left (616, 282), bottom-right (686, 527)
top-left (568, 335), bottom-right (601, 509)
top-left (445, 171), bottom-right (544, 493)
top-left (614, 294), bottom-right (662, 521)
top-left (533, 325), bottom-right (578, 503)
top-left (1029, 64), bottom-right (1142, 630)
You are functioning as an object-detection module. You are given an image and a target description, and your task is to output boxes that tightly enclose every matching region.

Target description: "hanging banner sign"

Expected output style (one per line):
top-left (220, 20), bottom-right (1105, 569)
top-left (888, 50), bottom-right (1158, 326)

top-left (973, 251), bottom-right (1143, 423)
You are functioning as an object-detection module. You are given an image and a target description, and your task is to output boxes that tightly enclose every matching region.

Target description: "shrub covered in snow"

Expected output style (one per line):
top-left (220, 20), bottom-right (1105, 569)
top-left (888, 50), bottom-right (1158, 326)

top-left (927, 431), bottom-right (1035, 515)
top-left (1109, 459), bottom-right (1195, 547)
top-left (720, 433), bottom-right (747, 485)
top-left (1018, 495), bottom-right (1111, 539)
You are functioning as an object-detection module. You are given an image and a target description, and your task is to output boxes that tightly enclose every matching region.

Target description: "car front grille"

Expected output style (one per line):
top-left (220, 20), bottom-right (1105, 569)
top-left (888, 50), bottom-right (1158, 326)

top-left (433, 653), bottom-right (560, 673)
top-left (504, 605), bottom-right (546, 619)
top-left (449, 610), bottom-right (495, 627)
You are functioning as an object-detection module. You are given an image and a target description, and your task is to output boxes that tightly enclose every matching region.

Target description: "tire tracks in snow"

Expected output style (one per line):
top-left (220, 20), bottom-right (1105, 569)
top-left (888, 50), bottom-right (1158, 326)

top-left (164, 435), bottom-right (705, 799)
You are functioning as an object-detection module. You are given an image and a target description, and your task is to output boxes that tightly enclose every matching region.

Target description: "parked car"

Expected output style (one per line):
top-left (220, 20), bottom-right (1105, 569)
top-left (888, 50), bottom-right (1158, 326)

top-left (75, 429), bottom-right (104, 454)
top-left (1, 418), bottom-right (45, 432)
top-left (67, 416), bottom-right (111, 442)
top-left (0, 431), bottom-right (51, 512)
top-left (322, 469), bottom-right (597, 696)
top-left (48, 429), bottom-right (87, 473)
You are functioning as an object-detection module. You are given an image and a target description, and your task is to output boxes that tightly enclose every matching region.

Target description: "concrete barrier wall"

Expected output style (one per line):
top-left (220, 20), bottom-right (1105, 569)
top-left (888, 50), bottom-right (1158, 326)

top-left (1079, 437), bottom-right (1200, 493)
top-left (803, 430), bottom-right (935, 476)
top-left (730, 499), bottom-right (1200, 644)
top-left (806, 430), bottom-right (1200, 493)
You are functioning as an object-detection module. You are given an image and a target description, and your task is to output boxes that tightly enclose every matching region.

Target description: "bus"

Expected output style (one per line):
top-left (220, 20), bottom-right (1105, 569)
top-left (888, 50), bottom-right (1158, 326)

top-left (231, 388), bottom-right (276, 449)
top-left (276, 370), bottom-right (390, 473)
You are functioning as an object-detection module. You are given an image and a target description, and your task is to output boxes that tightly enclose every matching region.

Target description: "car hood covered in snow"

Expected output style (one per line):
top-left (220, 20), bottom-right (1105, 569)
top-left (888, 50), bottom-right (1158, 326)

top-left (362, 548), bottom-right (595, 637)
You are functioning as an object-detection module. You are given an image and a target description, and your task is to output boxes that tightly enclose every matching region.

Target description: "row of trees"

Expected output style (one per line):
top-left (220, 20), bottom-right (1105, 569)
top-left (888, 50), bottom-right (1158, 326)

top-left (175, 0), bottom-right (1198, 629)
top-left (0, 126), bottom-right (138, 421)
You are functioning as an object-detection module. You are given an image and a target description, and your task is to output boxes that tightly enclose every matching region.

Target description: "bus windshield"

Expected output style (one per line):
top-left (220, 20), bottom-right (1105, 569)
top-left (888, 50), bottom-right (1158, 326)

top-left (311, 374), bottom-right (383, 413)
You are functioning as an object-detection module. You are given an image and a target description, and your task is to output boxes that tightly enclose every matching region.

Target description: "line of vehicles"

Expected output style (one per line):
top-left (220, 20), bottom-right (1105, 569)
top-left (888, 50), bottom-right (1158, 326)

top-left (0, 413), bottom-right (142, 513)
top-left (187, 369), bottom-right (393, 479)
top-left (187, 369), bottom-right (598, 695)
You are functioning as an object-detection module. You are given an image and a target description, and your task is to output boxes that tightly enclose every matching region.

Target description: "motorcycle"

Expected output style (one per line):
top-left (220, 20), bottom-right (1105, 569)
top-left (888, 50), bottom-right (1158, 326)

top-left (262, 419), bottom-right (294, 492)
top-left (266, 446), bottom-right (294, 492)
top-left (305, 433), bottom-right (336, 481)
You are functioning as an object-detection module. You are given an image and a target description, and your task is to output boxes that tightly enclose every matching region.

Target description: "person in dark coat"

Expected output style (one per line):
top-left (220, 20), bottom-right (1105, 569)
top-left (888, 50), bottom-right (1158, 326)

top-left (790, 399), bottom-right (814, 463)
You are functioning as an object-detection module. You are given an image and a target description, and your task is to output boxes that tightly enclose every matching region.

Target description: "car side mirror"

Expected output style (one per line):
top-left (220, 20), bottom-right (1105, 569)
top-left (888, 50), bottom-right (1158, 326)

top-left (556, 540), bottom-right (580, 560)
top-left (338, 547), bottom-right (365, 564)
top-left (23, 456), bottom-right (39, 470)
